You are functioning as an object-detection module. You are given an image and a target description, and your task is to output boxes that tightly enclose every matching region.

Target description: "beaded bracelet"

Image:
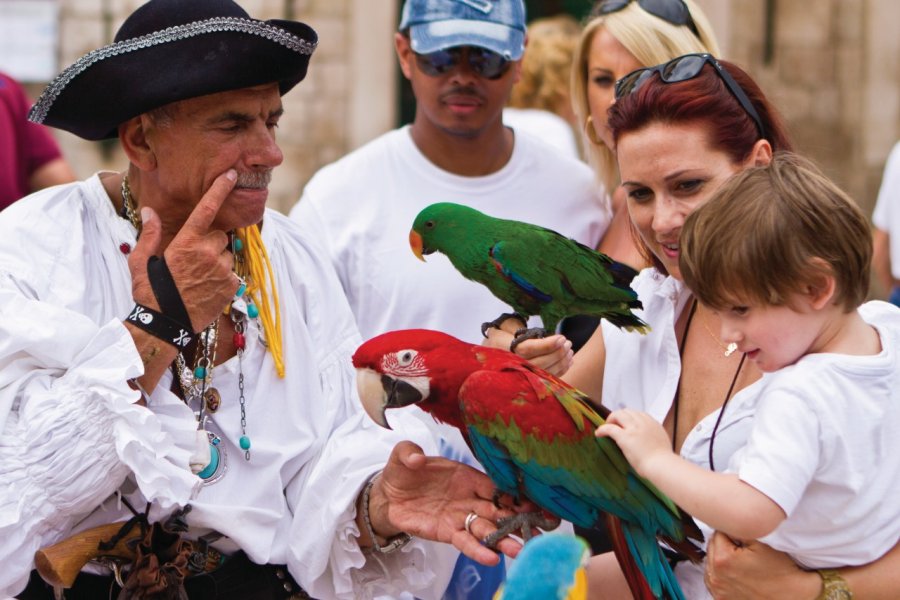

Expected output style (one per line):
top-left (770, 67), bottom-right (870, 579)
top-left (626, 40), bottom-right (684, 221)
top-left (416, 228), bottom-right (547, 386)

top-left (361, 471), bottom-right (412, 554)
top-left (125, 303), bottom-right (194, 349)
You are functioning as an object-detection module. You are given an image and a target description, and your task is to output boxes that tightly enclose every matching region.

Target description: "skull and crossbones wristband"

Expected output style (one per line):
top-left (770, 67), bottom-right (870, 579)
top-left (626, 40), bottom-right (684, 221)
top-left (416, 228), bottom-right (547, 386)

top-left (125, 303), bottom-right (195, 349)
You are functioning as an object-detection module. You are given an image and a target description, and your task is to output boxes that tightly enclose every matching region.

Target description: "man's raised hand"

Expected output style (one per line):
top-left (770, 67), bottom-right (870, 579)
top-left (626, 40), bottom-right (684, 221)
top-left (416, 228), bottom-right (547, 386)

top-left (128, 169), bottom-right (240, 334)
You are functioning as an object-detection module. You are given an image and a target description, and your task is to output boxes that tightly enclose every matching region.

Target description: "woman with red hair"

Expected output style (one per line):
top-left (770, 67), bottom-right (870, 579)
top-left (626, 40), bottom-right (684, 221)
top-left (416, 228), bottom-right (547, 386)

top-left (488, 54), bottom-right (900, 598)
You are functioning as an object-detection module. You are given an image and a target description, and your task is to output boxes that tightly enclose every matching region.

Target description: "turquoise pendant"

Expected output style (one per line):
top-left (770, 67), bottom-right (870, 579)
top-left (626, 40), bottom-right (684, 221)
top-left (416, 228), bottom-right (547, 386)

top-left (198, 443), bottom-right (219, 479)
top-left (198, 432), bottom-right (226, 485)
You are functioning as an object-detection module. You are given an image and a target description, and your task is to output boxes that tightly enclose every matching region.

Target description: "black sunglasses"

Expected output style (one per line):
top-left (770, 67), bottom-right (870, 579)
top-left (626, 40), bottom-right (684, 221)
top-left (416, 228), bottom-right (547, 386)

top-left (414, 47), bottom-right (511, 80)
top-left (594, 0), bottom-right (700, 38)
top-left (614, 53), bottom-right (766, 139)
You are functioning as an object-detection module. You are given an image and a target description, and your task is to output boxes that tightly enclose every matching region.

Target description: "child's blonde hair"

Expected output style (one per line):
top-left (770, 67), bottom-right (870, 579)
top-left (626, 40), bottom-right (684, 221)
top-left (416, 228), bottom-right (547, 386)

top-left (680, 152), bottom-right (872, 312)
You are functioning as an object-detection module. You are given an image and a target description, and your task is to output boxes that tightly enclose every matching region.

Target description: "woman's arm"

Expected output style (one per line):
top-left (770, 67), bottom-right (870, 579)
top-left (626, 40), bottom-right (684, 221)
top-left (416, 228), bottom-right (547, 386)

top-left (587, 551), bottom-right (635, 600)
top-left (482, 316), bottom-right (607, 396)
top-left (705, 533), bottom-right (900, 599)
top-left (482, 317), bottom-right (575, 377)
top-left (563, 320), bottom-right (607, 399)
top-left (28, 157), bottom-right (76, 192)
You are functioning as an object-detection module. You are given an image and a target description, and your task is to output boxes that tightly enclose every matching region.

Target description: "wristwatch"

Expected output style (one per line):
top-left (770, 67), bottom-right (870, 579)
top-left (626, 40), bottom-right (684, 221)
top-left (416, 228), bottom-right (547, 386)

top-left (816, 569), bottom-right (852, 600)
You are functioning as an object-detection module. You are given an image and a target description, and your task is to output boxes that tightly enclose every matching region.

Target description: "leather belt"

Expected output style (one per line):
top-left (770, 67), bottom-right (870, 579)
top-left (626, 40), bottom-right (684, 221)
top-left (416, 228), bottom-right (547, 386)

top-left (19, 551), bottom-right (314, 600)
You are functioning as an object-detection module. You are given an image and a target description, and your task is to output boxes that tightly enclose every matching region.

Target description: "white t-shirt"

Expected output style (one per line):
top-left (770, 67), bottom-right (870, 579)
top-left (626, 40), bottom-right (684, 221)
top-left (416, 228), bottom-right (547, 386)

top-left (503, 108), bottom-right (580, 161)
top-left (734, 300), bottom-right (900, 569)
top-left (290, 125), bottom-right (609, 518)
top-left (872, 141), bottom-right (900, 279)
top-left (290, 125), bottom-right (609, 345)
top-left (0, 174), bottom-right (456, 599)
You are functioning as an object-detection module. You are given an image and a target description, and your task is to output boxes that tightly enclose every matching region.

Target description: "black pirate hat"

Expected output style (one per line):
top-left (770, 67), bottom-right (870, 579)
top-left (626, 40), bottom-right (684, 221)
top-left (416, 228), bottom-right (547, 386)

top-left (29, 0), bottom-right (317, 140)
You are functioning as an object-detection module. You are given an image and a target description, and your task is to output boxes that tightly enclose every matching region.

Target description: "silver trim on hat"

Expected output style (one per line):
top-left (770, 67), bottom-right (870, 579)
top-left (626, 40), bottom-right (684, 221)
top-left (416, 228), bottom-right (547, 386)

top-left (30, 16), bottom-right (317, 124)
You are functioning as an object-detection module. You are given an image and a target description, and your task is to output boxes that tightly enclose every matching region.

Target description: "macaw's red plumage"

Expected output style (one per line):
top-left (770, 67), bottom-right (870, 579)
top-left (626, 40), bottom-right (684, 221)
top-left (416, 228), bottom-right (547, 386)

top-left (352, 329), bottom-right (704, 600)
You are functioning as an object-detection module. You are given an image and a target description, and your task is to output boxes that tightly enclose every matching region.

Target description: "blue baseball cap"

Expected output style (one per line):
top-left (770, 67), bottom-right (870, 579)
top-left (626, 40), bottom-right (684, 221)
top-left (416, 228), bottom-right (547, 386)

top-left (399, 0), bottom-right (526, 61)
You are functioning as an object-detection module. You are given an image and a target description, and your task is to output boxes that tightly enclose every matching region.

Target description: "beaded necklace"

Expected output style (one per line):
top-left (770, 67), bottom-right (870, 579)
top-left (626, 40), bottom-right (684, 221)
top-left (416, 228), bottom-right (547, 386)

top-left (120, 174), bottom-right (283, 483)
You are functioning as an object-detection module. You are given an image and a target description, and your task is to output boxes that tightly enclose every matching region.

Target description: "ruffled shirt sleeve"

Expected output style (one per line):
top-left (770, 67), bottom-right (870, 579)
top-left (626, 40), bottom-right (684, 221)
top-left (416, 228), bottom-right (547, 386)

top-left (0, 181), bottom-right (200, 596)
top-left (282, 335), bottom-right (456, 600)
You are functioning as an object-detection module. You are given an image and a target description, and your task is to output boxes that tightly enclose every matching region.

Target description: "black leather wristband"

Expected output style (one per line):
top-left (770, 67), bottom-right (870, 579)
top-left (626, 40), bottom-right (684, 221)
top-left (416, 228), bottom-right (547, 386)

top-left (125, 304), bottom-right (194, 348)
top-left (146, 256), bottom-right (193, 331)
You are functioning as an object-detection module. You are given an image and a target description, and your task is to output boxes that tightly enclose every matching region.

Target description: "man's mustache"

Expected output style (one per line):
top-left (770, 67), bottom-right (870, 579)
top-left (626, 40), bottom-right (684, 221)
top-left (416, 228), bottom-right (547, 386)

top-left (235, 170), bottom-right (272, 189)
top-left (439, 86), bottom-right (485, 103)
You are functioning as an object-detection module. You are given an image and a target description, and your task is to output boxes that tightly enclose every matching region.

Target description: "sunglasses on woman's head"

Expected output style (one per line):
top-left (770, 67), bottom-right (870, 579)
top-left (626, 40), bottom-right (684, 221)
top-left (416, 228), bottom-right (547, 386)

top-left (614, 53), bottom-right (767, 139)
top-left (594, 0), bottom-right (700, 38)
top-left (414, 47), bottom-right (511, 80)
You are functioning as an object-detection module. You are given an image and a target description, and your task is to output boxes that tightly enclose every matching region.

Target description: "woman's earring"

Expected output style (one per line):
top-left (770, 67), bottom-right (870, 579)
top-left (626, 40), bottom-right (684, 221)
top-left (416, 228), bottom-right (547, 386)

top-left (585, 115), bottom-right (604, 146)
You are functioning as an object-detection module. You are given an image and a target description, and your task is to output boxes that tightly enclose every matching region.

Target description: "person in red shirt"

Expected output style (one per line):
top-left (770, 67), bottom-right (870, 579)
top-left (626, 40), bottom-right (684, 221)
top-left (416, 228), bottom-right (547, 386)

top-left (0, 71), bottom-right (75, 210)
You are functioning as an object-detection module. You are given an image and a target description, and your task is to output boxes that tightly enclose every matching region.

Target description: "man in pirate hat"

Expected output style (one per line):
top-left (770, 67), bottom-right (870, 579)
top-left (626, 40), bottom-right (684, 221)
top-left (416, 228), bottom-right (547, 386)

top-left (0, 1), bottom-right (530, 598)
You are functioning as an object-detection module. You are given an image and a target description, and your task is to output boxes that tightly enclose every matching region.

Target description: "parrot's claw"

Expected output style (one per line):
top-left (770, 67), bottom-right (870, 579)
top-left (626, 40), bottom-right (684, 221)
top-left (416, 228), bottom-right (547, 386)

top-left (491, 488), bottom-right (515, 509)
top-left (481, 313), bottom-right (529, 338)
top-left (482, 512), bottom-right (561, 549)
top-left (509, 327), bottom-right (548, 353)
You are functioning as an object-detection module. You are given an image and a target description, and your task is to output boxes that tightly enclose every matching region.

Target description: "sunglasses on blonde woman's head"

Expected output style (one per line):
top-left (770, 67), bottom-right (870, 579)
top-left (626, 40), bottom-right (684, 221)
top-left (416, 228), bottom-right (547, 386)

top-left (614, 53), bottom-right (767, 139)
top-left (414, 46), bottom-right (512, 80)
top-left (594, 0), bottom-right (700, 38)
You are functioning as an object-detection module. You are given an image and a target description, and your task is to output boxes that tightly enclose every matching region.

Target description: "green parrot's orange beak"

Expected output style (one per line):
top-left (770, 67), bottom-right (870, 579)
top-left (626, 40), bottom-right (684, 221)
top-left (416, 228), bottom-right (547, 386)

top-left (409, 229), bottom-right (425, 261)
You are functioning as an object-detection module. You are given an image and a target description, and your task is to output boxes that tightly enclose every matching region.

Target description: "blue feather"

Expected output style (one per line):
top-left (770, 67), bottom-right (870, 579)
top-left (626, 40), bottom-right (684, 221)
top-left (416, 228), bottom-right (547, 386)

top-left (490, 243), bottom-right (553, 303)
top-left (496, 534), bottom-right (589, 600)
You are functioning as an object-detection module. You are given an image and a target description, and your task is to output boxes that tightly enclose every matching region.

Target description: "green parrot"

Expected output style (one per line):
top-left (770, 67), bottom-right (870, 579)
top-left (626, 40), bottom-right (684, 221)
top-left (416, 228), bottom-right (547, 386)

top-left (409, 202), bottom-right (649, 349)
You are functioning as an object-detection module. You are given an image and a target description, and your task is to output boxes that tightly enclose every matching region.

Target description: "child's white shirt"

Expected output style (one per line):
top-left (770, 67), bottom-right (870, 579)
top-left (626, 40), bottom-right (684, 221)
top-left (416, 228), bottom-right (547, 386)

top-left (732, 300), bottom-right (900, 568)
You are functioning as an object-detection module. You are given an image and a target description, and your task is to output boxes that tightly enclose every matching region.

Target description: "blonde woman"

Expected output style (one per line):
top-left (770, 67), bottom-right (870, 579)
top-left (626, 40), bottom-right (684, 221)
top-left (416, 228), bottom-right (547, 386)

top-left (572, 0), bottom-right (719, 271)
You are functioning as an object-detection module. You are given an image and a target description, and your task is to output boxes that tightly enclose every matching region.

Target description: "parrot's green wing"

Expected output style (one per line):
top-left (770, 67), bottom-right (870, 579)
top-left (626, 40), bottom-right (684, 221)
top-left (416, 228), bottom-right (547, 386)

top-left (488, 226), bottom-right (649, 332)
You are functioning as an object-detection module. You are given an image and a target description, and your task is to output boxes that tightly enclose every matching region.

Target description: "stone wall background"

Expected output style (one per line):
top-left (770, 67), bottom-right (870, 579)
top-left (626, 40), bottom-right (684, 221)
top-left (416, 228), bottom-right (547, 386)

top-left (696, 0), bottom-right (900, 221)
top-left (17, 0), bottom-right (900, 228)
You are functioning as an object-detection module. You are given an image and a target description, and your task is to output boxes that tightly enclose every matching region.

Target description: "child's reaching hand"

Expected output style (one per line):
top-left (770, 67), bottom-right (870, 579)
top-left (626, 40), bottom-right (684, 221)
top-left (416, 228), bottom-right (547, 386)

top-left (596, 409), bottom-right (675, 478)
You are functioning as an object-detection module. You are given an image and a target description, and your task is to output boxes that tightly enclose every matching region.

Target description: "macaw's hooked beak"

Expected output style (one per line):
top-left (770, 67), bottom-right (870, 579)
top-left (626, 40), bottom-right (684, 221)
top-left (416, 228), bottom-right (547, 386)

top-left (409, 229), bottom-right (429, 262)
top-left (356, 367), bottom-right (424, 429)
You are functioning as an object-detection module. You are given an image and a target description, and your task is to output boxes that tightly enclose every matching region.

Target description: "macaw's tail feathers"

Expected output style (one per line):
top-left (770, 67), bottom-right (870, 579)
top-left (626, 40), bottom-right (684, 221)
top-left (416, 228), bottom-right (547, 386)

top-left (606, 515), bottom-right (688, 600)
top-left (606, 514), bottom-right (656, 600)
top-left (660, 511), bottom-right (705, 565)
top-left (604, 309), bottom-right (652, 335)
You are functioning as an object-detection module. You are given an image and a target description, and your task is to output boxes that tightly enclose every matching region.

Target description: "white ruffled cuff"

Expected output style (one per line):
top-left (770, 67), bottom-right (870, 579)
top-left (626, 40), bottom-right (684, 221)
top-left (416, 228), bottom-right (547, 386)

top-left (0, 319), bottom-right (199, 595)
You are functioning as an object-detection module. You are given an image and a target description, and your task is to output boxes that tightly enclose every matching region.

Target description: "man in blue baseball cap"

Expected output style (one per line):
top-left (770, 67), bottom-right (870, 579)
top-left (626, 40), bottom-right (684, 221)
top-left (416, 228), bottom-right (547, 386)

top-left (291, 1), bottom-right (606, 594)
top-left (400, 0), bottom-right (526, 60)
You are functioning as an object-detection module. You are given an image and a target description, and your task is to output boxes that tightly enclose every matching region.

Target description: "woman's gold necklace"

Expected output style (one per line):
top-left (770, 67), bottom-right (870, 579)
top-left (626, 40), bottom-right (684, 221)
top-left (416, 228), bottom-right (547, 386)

top-left (700, 310), bottom-right (738, 358)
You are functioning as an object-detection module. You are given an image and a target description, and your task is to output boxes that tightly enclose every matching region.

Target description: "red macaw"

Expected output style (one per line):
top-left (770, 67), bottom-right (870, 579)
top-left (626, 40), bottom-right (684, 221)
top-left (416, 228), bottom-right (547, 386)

top-left (352, 329), bottom-right (703, 600)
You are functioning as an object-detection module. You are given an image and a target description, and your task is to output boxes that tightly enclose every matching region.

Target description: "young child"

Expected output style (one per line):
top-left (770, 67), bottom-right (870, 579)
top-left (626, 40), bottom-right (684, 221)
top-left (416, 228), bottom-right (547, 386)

top-left (596, 152), bottom-right (900, 572)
